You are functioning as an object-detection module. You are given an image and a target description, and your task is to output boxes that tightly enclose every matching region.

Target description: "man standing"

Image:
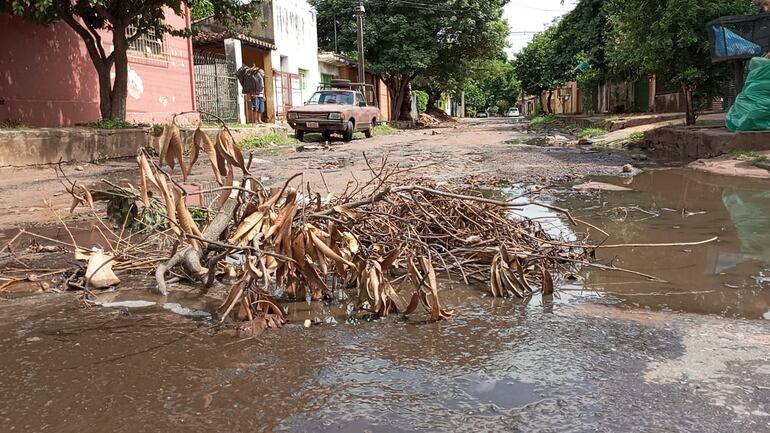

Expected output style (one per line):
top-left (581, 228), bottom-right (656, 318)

top-left (254, 68), bottom-right (266, 124)
top-left (235, 65), bottom-right (266, 124)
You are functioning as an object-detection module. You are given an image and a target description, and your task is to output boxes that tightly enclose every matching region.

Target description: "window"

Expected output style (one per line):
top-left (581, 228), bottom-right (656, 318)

top-left (307, 91), bottom-right (354, 105)
top-left (355, 92), bottom-right (366, 106)
top-left (126, 24), bottom-right (168, 65)
top-left (298, 68), bottom-right (309, 91)
top-left (321, 73), bottom-right (334, 87)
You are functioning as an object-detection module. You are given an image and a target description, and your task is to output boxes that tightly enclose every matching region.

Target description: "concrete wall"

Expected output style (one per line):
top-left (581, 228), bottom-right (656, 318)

top-left (0, 124), bottom-right (289, 167)
top-left (646, 126), bottom-right (770, 160)
top-left (0, 128), bottom-right (150, 166)
top-left (0, 10), bottom-right (197, 127)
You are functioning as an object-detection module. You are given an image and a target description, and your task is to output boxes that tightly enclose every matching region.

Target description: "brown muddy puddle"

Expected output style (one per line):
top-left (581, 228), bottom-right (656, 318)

top-left (543, 168), bottom-right (770, 320)
top-left (2, 168), bottom-right (770, 433)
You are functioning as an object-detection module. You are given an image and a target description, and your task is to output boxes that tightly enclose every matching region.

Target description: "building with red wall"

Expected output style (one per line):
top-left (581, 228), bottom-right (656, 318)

top-left (0, 9), bottom-right (198, 127)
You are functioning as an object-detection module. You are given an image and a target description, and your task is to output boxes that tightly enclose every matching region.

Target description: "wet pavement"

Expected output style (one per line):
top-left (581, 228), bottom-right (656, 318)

top-left (2, 166), bottom-right (770, 432)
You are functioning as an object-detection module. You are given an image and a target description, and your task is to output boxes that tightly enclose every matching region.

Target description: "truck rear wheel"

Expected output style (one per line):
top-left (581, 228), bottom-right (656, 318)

top-left (322, 131), bottom-right (331, 141)
top-left (295, 130), bottom-right (305, 141)
top-left (342, 121), bottom-right (354, 142)
top-left (364, 119), bottom-right (375, 138)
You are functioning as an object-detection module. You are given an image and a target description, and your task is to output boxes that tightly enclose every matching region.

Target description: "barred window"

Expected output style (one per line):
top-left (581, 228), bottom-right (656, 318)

top-left (126, 24), bottom-right (168, 65)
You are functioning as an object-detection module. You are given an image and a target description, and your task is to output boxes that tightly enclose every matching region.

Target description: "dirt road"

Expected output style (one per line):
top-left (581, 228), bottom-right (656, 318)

top-left (0, 118), bottom-right (632, 230)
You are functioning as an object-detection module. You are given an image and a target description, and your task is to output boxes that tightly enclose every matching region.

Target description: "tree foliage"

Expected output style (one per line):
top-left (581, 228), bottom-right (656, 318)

top-left (604, 0), bottom-right (757, 123)
top-left (5, 0), bottom-right (261, 120)
top-left (313, 0), bottom-right (509, 120)
top-left (514, 27), bottom-right (563, 113)
top-left (463, 60), bottom-right (519, 112)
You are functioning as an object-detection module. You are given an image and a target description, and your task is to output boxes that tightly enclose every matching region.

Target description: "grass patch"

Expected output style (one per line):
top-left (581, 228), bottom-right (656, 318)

top-left (374, 123), bottom-right (398, 135)
top-left (80, 119), bottom-right (139, 129)
top-left (202, 122), bottom-right (264, 129)
top-left (0, 120), bottom-right (29, 129)
top-left (578, 127), bottom-right (608, 139)
top-left (731, 151), bottom-right (768, 164)
top-left (629, 131), bottom-right (645, 141)
top-left (239, 133), bottom-right (298, 149)
top-left (528, 114), bottom-right (557, 125)
top-left (506, 138), bottom-right (522, 144)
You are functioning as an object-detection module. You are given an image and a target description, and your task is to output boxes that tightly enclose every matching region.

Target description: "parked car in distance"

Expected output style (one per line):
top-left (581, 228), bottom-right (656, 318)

top-left (287, 89), bottom-right (379, 142)
top-left (506, 107), bottom-right (520, 117)
top-left (476, 109), bottom-right (489, 118)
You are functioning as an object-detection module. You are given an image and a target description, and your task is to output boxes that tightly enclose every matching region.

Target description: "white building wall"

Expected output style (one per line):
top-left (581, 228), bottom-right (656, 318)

top-left (271, 0), bottom-right (321, 106)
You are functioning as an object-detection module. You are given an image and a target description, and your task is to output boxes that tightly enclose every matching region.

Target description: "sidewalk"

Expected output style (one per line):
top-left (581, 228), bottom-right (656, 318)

top-left (557, 112), bottom-right (686, 131)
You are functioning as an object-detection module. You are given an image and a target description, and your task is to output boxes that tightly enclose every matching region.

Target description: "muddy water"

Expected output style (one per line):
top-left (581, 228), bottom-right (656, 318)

top-left (2, 168), bottom-right (770, 433)
top-left (556, 168), bottom-right (770, 320)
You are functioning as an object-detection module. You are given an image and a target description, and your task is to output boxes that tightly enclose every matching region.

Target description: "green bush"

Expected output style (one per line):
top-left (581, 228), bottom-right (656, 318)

top-left (414, 90), bottom-right (428, 113)
top-left (81, 119), bottom-right (138, 129)
top-left (528, 113), bottom-right (557, 125)
top-left (730, 151), bottom-right (768, 164)
top-left (0, 120), bottom-right (29, 129)
top-left (373, 124), bottom-right (398, 135)
top-left (629, 131), bottom-right (645, 140)
top-left (578, 127), bottom-right (608, 138)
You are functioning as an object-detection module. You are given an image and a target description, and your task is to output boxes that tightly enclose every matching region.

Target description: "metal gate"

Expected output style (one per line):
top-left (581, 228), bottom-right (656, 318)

top-left (193, 51), bottom-right (239, 123)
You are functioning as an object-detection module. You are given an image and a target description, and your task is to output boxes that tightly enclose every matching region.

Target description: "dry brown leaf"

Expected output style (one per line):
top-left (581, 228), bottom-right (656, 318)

top-left (174, 188), bottom-right (202, 238)
top-left (309, 231), bottom-right (355, 269)
top-left (230, 211), bottom-right (266, 246)
top-left (165, 125), bottom-right (186, 180)
top-left (154, 172), bottom-right (180, 235)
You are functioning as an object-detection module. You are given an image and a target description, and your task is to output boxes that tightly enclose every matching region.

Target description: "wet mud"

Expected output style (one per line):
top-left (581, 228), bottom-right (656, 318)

top-left (1, 126), bottom-right (770, 431)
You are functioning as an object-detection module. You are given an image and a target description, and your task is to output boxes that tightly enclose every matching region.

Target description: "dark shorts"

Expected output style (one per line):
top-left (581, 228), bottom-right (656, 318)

top-left (251, 96), bottom-right (265, 113)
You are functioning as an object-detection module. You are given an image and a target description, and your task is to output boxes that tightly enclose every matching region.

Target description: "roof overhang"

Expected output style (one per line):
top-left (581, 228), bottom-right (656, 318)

top-left (193, 31), bottom-right (276, 51)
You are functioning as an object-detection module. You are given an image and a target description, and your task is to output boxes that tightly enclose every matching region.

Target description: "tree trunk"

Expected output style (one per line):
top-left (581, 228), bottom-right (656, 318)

top-left (400, 82), bottom-right (413, 121)
top-left (388, 75), bottom-right (413, 122)
top-left (110, 23), bottom-right (129, 121)
top-left (426, 89), bottom-right (441, 113)
top-left (94, 62), bottom-right (114, 120)
top-left (546, 91), bottom-right (554, 114)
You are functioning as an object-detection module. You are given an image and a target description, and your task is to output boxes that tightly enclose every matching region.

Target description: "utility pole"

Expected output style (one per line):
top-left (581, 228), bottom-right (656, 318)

top-left (355, 0), bottom-right (366, 85)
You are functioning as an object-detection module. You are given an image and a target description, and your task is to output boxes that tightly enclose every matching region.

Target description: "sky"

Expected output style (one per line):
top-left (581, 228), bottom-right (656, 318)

top-left (503, 0), bottom-right (578, 58)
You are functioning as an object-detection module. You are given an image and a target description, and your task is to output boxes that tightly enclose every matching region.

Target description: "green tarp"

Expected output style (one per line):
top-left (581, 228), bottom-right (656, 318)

top-left (726, 57), bottom-right (770, 132)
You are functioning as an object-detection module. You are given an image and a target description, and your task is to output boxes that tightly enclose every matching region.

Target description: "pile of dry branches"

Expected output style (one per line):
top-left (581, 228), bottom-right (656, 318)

top-left (2, 118), bottom-right (593, 331)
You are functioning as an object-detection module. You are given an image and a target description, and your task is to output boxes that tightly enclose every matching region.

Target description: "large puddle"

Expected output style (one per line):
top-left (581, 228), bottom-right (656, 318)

top-left (555, 168), bottom-right (770, 320)
top-left (1, 168), bottom-right (770, 432)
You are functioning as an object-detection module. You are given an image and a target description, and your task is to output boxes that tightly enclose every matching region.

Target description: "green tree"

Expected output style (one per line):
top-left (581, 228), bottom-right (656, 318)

top-left (514, 26), bottom-right (564, 113)
top-left (5, 0), bottom-right (261, 121)
top-left (605, 0), bottom-right (758, 124)
top-left (313, 0), bottom-right (509, 121)
top-left (477, 60), bottom-right (520, 110)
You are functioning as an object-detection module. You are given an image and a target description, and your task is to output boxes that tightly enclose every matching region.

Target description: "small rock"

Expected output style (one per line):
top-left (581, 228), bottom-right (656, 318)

top-left (303, 319), bottom-right (312, 328)
top-left (631, 154), bottom-right (648, 161)
top-left (577, 138), bottom-right (594, 146)
top-left (431, 130), bottom-right (440, 135)
top-left (75, 165), bottom-right (85, 171)
top-left (622, 164), bottom-right (634, 173)
top-left (26, 336), bottom-right (42, 342)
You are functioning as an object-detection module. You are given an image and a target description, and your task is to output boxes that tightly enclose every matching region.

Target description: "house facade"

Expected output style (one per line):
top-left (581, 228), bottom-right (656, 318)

top-left (0, 10), bottom-right (197, 127)
top-left (193, 0), bottom-right (321, 123)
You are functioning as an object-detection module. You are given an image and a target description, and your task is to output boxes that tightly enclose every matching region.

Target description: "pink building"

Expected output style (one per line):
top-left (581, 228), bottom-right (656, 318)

top-left (0, 9), bottom-right (197, 127)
